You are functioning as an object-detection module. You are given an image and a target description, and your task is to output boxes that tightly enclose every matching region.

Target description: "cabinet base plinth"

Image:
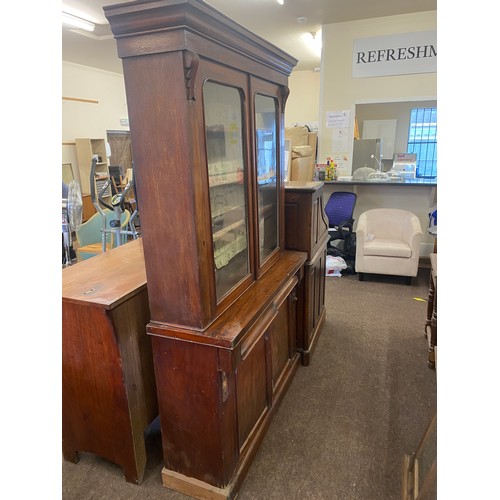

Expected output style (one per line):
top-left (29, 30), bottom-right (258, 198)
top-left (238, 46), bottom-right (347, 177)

top-left (161, 468), bottom-right (232, 500)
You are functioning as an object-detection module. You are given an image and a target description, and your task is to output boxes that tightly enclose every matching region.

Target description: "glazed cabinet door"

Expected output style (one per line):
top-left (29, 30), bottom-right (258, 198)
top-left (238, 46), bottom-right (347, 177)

top-left (202, 80), bottom-right (251, 303)
top-left (251, 77), bottom-right (286, 276)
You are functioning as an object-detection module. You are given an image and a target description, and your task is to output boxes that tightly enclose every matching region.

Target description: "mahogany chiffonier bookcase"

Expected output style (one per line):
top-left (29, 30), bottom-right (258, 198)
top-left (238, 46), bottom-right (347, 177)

top-left (62, 239), bottom-right (158, 484)
top-left (284, 181), bottom-right (329, 365)
top-left (104, 1), bottom-right (307, 498)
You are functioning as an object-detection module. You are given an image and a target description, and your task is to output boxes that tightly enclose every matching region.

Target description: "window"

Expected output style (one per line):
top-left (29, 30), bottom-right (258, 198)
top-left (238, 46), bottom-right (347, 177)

top-left (407, 107), bottom-right (437, 178)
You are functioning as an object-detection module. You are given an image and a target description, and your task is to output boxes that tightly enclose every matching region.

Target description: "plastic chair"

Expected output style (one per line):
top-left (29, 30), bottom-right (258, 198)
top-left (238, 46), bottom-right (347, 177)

top-left (324, 191), bottom-right (357, 262)
top-left (75, 208), bottom-right (130, 261)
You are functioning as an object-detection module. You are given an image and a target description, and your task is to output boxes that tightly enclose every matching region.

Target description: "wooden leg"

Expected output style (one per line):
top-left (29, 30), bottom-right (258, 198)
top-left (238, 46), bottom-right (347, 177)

top-left (405, 276), bottom-right (412, 286)
top-left (62, 440), bottom-right (79, 464)
top-left (359, 272), bottom-right (364, 281)
top-left (123, 461), bottom-right (142, 485)
top-left (119, 433), bottom-right (147, 484)
top-left (425, 273), bottom-right (434, 340)
top-left (428, 292), bottom-right (437, 369)
top-left (425, 269), bottom-right (436, 369)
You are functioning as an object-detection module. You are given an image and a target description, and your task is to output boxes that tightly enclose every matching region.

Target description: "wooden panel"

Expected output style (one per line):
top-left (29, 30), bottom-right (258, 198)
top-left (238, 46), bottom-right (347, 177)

top-left (152, 337), bottom-right (230, 488)
top-left (62, 304), bottom-right (137, 482)
top-left (284, 199), bottom-right (301, 250)
top-left (110, 291), bottom-right (157, 454)
top-left (236, 335), bottom-right (268, 450)
top-left (81, 193), bottom-right (96, 222)
top-left (270, 299), bottom-right (292, 389)
top-left (300, 248), bottom-right (327, 365)
top-left (121, 51), bottom-right (214, 329)
top-left (284, 182), bottom-right (328, 261)
top-left (312, 196), bottom-right (320, 245)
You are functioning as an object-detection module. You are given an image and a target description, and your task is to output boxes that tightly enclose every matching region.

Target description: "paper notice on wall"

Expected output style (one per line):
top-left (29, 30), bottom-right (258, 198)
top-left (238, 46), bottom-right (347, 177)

top-left (331, 154), bottom-right (349, 175)
top-left (326, 110), bottom-right (350, 129)
top-left (331, 128), bottom-right (349, 152)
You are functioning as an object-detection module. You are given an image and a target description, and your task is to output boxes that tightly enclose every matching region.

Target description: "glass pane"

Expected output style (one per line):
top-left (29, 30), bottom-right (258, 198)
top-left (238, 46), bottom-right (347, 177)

top-left (255, 94), bottom-right (278, 264)
top-left (407, 107), bottom-right (437, 178)
top-left (62, 163), bottom-right (74, 186)
top-left (203, 81), bottom-right (250, 301)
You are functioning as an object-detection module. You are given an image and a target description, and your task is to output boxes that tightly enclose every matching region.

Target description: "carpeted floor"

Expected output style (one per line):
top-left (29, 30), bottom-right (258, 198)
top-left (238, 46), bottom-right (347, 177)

top-left (62, 266), bottom-right (437, 500)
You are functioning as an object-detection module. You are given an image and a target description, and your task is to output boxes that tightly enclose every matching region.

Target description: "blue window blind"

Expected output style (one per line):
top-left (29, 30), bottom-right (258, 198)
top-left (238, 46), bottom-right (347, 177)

top-left (407, 108), bottom-right (437, 178)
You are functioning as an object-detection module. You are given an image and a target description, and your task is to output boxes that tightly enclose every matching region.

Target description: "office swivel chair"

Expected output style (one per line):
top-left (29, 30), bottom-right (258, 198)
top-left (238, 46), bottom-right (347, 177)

top-left (324, 191), bottom-right (357, 272)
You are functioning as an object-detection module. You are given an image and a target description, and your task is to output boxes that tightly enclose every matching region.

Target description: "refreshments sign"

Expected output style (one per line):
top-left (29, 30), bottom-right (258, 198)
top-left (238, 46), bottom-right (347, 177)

top-left (352, 31), bottom-right (437, 78)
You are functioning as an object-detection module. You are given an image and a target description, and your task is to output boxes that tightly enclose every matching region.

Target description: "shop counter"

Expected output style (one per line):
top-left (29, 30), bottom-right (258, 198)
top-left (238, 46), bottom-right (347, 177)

top-left (322, 178), bottom-right (437, 257)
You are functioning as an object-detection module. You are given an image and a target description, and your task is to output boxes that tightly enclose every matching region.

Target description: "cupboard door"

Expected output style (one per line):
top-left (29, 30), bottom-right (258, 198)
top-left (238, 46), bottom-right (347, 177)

top-left (270, 292), bottom-right (295, 390)
top-left (203, 81), bottom-right (251, 302)
top-left (236, 335), bottom-right (268, 450)
top-left (235, 279), bottom-right (298, 451)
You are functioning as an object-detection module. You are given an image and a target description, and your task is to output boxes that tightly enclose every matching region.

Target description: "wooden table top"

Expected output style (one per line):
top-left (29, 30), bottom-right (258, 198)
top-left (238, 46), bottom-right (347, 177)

top-left (62, 238), bottom-right (146, 310)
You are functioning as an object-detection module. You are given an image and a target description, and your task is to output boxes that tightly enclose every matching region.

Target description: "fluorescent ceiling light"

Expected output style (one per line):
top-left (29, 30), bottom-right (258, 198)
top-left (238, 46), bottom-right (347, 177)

top-left (62, 11), bottom-right (95, 32)
top-left (277, 0), bottom-right (284, 5)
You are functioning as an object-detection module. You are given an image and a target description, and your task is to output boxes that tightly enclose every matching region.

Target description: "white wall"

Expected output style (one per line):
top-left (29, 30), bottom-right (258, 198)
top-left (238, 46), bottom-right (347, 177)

top-left (62, 61), bottom-right (129, 185)
top-left (318, 11), bottom-right (437, 165)
top-left (317, 11), bottom-right (437, 257)
top-left (285, 70), bottom-right (321, 128)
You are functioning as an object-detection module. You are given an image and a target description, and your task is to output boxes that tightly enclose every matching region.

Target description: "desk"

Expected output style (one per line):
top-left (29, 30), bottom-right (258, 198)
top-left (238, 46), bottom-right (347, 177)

top-left (425, 253), bottom-right (437, 369)
top-left (62, 239), bottom-right (158, 484)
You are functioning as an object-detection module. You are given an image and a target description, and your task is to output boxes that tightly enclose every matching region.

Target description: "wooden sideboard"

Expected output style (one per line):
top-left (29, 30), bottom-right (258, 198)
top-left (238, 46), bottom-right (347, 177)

top-left (285, 181), bottom-right (329, 365)
top-left (62, 239), bottom-right (158, 484)
top-left (150, 251), bottom-right (305, 498)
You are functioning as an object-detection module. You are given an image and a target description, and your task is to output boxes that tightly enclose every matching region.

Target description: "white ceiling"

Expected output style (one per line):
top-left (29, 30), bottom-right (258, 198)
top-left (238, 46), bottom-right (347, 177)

top-left (62, 0), bottom-right (437, 73)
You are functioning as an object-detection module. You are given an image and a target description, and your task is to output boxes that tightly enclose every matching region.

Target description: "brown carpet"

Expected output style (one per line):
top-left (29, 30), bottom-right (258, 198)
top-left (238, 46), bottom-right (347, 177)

top-left (62, 267), bottom-right (436, 500)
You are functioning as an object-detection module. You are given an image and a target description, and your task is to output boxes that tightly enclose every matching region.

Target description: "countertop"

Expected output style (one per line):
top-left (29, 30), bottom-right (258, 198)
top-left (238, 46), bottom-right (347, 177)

top-left (324, 178), bottom-right (437, 187)
top-left (284, 181), bottom-right (324, 191)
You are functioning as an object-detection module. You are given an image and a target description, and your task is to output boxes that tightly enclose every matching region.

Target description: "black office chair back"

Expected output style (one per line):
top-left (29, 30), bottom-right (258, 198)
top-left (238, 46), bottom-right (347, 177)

top-left (324, 192), bottom-right (357, 228)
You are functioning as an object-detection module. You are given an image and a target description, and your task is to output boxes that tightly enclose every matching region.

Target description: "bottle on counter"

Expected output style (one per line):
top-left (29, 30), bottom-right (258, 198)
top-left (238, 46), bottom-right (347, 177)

top-left (325, 157), bottom-right (337, 181)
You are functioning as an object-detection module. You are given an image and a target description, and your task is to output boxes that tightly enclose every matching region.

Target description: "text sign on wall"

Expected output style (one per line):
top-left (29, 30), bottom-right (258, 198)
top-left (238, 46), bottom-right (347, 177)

top-left (352, 31), bottom-right (437, 78)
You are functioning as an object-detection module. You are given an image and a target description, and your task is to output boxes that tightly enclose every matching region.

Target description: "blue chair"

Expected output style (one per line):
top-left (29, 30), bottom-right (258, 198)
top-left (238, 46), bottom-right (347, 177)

top-left (324, 191), bottom-right (357, 262)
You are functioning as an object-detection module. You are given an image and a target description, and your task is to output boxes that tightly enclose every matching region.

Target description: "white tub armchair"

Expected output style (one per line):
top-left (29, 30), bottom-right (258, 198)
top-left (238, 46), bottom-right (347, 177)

top-left (355, 208), bottom-right (423, 285)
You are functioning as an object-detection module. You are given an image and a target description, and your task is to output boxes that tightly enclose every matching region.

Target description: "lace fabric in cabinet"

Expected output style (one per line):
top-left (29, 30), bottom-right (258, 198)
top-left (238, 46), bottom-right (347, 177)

top-left (203, 81), bottom-right (250, 301)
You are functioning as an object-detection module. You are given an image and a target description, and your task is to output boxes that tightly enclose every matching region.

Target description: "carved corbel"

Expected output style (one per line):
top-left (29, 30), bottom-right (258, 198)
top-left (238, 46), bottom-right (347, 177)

top-left (183, 50), bottom-right (200, 101)
top-left (280, 85), bottom-right (290, 110)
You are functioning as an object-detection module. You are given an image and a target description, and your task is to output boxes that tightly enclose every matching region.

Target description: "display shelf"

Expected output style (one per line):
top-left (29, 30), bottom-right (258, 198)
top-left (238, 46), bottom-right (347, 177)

top-left (209, 170), bottom-right (244, 186)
